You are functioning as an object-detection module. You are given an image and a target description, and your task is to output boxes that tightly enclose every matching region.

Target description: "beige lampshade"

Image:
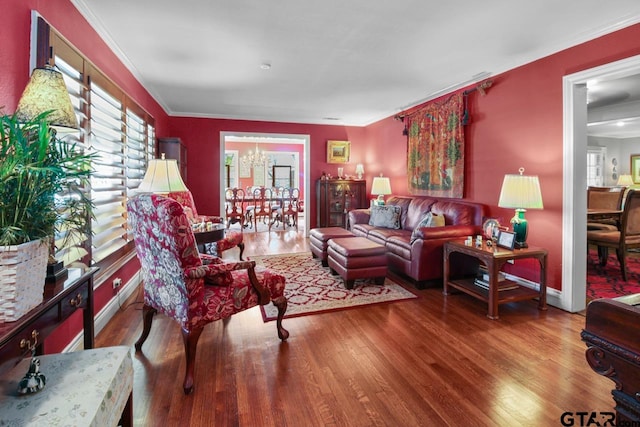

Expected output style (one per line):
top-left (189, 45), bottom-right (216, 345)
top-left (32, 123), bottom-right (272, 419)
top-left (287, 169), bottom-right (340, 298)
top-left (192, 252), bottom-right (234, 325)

top-left (16, 66), bottom-right (78, 130)
top-left (617, 174), bottom-right (634, 186)
top-left (498, 168), bottom-right (544, 209)
top-left (371, 175), bottom-right (392, 196)
top-left (138, 154), bottom-right (188, 194)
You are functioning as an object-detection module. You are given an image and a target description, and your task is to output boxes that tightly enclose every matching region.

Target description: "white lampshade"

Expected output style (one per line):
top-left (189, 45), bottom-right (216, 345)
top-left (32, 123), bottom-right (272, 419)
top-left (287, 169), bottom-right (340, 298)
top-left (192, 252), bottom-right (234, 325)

top-left (617, 174), bottom-right (634, 186)
top-left (498, 168), bottom-right (543, 210)
top-left (371, 175), bottom-right (392, 197)
top-left (138, 154), bottom-right (188, 194)
top-left (16, 66), bottom-right (78, 131)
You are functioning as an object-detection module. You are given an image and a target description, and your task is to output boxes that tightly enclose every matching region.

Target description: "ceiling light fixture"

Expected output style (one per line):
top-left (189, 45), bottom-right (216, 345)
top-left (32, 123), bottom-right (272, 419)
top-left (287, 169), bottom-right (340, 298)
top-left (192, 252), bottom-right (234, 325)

top-left (260, 63), bottom-right (271, 70)
top-left (241, 143), bottom-right (266, 168)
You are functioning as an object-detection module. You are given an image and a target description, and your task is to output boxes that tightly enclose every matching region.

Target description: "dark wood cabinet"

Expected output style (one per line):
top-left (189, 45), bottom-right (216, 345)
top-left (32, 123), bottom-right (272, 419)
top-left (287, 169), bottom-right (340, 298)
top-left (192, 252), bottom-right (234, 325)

top-left (158, 137), bottom-right (187, 180)
top-left (316, 179), bottom-right (367, 228)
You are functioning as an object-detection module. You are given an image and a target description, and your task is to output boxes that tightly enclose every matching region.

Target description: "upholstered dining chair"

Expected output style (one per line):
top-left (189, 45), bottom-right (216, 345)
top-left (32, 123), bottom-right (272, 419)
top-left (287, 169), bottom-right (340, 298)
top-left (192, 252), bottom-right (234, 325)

top-left (587, 186), bottom-right (627, 231)
top-left (587, 189), bottom-right (640, 281)
top-left (168, 190), bottom-right (245, 260)
top-left (127, 194), bottom-right (289, 394)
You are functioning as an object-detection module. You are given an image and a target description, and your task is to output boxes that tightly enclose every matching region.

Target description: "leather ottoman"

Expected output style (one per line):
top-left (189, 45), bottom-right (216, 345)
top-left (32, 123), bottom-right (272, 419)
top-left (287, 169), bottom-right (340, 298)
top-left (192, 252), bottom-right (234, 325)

top-left (327, 237), bottom-right (387, 289)
top-left (310, 227), bottom-right (355, 267)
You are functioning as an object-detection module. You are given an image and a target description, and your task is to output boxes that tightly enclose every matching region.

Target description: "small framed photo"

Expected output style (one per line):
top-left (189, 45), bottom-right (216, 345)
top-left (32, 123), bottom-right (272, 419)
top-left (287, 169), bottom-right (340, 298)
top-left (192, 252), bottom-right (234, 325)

top-left (327, 140), bottom-right (351, 164)
top-left (497, 230), bottom-right (516, 250)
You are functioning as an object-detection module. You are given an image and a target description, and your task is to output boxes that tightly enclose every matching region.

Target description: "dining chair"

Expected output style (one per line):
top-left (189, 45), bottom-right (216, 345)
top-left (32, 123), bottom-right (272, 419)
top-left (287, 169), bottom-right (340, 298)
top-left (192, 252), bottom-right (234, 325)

top-left (587, 189), bottom-right (640, 281)
top-left (587, 186), bottom-right (627, 230)
top-left (127, 194), bottom-right (289, 394)
top-left (273, 187), bottom-right (300, 230)
top-left (224, 187), bottom-right (246, 230)
top-left (246, 187), bottom-right (274, 231)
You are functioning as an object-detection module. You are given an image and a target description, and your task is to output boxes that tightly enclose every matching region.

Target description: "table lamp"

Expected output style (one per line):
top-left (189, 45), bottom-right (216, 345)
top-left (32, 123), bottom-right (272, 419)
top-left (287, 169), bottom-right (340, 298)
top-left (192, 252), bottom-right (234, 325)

top-left (138, 153), bottom-right (188, 194)
top-left (617, 174), bottom-right (634, 186)
top-left (498, 167), bottom-right (543, 249)
top-left (371, 174), bottom-right (392, 205)
top-left (355, 164), bottom-right (364, 180)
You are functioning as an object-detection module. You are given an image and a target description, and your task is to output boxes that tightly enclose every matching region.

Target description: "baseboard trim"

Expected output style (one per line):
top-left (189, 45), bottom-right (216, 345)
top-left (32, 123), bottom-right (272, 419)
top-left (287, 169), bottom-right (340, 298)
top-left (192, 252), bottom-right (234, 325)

top-left (64, 272), bottom-right (141, 352)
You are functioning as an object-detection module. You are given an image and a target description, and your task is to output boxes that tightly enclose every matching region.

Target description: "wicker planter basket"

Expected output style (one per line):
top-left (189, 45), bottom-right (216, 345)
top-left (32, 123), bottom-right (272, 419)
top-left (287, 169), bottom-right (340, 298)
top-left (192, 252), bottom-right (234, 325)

top-left (0, 239), bottom-right (48, 322)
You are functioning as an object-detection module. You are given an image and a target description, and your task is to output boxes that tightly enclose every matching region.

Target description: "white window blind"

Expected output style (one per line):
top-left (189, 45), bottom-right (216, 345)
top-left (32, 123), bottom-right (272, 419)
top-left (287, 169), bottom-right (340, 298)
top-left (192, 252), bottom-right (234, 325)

top-left (47, 28), bottom-right (156, 267)
top-left (89, 82), bottom-right (128, 263)
top-left (53, 56), bottom-right (91, 266)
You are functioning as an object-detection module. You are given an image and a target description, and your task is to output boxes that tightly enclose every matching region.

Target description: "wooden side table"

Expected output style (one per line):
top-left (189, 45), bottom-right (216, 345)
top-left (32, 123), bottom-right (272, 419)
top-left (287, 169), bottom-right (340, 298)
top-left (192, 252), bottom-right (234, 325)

top-left (443, 239), bottom-right (547, 319)
top-left (193, 225), bottom-right (225, 253)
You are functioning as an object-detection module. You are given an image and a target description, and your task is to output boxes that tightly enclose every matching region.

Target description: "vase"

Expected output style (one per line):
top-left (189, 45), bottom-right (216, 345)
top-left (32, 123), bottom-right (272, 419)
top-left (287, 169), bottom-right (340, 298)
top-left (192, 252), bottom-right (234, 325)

top-left (0, 239), bottom-right (48, 322)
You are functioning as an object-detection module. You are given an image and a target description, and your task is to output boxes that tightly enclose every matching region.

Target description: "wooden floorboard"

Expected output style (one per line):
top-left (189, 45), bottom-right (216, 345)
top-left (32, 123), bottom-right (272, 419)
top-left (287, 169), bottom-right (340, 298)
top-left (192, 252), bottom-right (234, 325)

top-left (95, 228), bottom-right (613, 426)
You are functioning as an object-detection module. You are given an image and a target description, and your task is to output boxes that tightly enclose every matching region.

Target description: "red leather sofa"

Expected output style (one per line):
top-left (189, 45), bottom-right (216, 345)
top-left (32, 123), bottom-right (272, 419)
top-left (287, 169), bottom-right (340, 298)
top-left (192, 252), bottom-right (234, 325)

top-left (348, 196), bottom-right (487, 288)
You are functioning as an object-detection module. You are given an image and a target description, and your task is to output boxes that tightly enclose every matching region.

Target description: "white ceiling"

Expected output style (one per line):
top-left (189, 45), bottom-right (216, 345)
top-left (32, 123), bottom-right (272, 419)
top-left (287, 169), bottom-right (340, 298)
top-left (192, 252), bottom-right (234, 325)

top-left (71, 0), bottom-right (640, 129)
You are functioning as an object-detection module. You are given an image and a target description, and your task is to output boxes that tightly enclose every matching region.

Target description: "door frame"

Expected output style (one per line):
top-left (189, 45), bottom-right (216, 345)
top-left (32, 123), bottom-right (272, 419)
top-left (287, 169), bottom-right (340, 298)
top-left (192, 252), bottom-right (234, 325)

top-left (562, 54), bottom-right (640, 312)
top-left (220, 132), bottom-right (311, 235)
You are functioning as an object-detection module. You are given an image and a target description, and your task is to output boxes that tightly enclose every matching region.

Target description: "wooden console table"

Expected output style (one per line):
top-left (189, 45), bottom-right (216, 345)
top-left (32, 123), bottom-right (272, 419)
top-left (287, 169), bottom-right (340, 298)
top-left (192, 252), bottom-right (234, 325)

top-left (443, 240), bottom-right (547, 319)
top-left (0, 266), bottom-right (99, 377)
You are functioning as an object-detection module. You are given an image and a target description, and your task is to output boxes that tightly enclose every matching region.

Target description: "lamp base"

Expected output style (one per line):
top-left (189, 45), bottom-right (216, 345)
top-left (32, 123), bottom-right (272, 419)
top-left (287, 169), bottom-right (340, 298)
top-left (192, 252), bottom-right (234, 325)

top-left (511, 209), bottom-right (529, 250)
top-left (46, 261), bottom-right (68, 283)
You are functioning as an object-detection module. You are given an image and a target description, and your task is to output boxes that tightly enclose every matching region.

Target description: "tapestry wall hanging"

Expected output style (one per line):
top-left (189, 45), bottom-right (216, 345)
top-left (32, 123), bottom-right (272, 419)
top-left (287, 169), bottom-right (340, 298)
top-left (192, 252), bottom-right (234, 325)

top-left (406, 93), bottom-right (464, 198)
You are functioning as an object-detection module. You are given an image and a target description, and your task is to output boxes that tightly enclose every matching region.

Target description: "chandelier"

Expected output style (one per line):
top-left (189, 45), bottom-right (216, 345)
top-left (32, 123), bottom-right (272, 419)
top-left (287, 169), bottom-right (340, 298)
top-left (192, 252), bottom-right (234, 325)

top-left (241, 143), bottom-right (266, 168)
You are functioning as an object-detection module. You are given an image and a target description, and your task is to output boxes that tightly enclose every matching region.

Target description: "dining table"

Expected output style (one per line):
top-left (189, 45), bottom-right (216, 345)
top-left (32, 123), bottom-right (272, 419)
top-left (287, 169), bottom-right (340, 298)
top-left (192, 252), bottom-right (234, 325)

top-left (587, 208), bottom-right (623, 222)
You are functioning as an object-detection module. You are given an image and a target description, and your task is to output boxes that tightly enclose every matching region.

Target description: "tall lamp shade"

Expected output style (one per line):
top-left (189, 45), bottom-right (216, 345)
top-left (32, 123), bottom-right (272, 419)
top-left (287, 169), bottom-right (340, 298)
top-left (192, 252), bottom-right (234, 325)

top-left (498, 167), bottom-right (543, 248)
top-left (138, 154), bottom-right (188, 194)
top-left (371, 174), bottom-right (392, 205)
top-left (16, 66), bottom-right (78, 131)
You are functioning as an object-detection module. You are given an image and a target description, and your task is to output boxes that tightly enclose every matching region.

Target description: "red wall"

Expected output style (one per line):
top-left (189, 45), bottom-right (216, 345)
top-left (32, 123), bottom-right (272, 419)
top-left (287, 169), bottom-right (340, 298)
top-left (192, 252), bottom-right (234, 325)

top-left (2, 0), bottom-right (640, 350)
top-left (1, 0), bottom-right (170, 352)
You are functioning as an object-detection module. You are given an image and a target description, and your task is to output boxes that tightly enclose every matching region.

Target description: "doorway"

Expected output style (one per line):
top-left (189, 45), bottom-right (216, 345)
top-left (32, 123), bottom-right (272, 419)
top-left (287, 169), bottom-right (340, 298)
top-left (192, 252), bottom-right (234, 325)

top-left (220, 132), bottom-right (311, 235)
top-left (562, 54), bottom-right (640, 312)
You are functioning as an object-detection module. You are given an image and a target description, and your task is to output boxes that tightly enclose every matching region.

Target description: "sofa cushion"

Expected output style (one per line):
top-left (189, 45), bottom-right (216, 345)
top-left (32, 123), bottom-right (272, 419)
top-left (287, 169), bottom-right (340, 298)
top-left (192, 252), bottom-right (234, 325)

top-left (369, 205), bottom-right (401, 229)
top-left (410, 212), bottom-right (445, 242)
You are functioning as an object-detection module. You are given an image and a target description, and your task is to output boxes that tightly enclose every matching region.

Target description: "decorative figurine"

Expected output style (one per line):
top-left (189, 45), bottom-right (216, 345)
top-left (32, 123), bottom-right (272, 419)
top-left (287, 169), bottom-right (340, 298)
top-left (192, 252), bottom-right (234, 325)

top-left (18, 357), bottom-right (46, 395)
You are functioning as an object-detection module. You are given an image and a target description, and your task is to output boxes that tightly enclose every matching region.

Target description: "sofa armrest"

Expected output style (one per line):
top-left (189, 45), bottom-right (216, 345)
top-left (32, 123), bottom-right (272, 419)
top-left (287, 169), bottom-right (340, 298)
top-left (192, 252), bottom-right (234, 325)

top-left (348, 209), bottom-right (371, 226)
top-left (412, 224), bottom-right (480, 241)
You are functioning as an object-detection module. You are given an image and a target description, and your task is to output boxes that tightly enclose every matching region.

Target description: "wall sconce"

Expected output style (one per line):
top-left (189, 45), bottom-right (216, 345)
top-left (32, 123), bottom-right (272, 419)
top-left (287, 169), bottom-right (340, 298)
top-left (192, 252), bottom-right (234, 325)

top-left (138, 153), bottom-right (189, 194)
top-left (498, 167), bottom-right (543, 248)
top-left (355, 164), bottom-right (364, 180)
top-left (371, 174), bottom-right (392, 205)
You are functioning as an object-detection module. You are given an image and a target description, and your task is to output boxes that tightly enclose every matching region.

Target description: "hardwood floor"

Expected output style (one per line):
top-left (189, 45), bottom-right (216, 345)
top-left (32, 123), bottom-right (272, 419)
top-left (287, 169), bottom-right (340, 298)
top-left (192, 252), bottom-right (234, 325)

top-left (96, 229), bottom-right (613, 426)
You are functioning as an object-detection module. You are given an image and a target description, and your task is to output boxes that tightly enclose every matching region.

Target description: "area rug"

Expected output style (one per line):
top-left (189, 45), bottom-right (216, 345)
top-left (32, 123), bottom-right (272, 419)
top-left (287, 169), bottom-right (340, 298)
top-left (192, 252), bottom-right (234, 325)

top-left (251, 253), bottom-right (418, 321)
top-left (587, 249), bottom-right (640, 300)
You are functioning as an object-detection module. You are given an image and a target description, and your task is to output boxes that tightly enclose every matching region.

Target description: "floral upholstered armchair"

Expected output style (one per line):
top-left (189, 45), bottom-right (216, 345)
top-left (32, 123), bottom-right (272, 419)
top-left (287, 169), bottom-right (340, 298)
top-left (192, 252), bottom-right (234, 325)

top-left (127, 194), bottom-right (289, 394)
top-left (167, 190), bottom-right (244, 260)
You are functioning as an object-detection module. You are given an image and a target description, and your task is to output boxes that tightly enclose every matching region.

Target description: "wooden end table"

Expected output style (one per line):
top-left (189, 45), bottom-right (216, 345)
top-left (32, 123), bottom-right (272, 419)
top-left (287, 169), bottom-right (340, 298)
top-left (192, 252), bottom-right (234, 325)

top-left (443, 239), bottom-right (547, 319)
top-left (193, 224), bottom-right (225, 253)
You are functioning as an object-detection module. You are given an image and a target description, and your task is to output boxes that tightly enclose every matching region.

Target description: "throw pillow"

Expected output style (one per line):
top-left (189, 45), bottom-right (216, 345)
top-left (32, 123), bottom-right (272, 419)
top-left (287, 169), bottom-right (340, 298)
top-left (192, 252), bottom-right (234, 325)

top-left (368, 205), bottom-right (402, 229)
top-left (410, 212), bottom-right (445, 242)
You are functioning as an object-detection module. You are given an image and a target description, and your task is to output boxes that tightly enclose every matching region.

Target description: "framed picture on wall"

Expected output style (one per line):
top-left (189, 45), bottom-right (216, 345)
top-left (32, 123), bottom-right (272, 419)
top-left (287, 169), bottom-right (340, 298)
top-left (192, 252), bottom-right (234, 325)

top-left (631, 154), bottom-right (640, 184)
top-left (327, 140), bottom-right (350, 164)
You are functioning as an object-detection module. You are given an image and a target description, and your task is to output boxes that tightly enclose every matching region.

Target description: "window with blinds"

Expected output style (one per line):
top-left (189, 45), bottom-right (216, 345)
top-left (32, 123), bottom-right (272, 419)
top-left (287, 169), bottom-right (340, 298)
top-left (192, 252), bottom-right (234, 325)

top-left (43, 23), bottom-right (155, 269)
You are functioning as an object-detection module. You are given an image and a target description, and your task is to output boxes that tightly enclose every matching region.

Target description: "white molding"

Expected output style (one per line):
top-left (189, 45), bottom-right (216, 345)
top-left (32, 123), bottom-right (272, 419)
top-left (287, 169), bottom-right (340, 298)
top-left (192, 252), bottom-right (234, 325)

top-left (64, 272), bottom-right (141, 352)
top-left (561, 54), bottom-right (640, 313)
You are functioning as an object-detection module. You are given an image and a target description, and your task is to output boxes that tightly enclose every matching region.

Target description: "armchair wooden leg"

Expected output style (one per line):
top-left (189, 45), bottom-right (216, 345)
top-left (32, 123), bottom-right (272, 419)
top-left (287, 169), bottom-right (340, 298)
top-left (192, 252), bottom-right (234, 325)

top-left (135, 305), bottom-right (157, 351)
top-left (182, 326), bottom-right (204, 395)
top-left (273, 296), bottom-right (289, 341)
top-left (238, 242), bottom-right (245, 260)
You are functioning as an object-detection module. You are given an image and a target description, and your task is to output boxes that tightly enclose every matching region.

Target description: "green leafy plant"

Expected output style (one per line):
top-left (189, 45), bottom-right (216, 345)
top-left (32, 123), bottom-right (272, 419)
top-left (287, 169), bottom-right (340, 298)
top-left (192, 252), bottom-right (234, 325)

top-left (0, 111), bottom-right (95, 248)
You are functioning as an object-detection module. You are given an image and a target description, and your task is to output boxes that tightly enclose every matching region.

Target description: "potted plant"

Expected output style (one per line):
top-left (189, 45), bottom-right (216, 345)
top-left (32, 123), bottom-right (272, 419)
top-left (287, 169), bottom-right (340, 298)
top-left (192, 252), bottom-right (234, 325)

top-left (0, 111), bottom-right (94, 321)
